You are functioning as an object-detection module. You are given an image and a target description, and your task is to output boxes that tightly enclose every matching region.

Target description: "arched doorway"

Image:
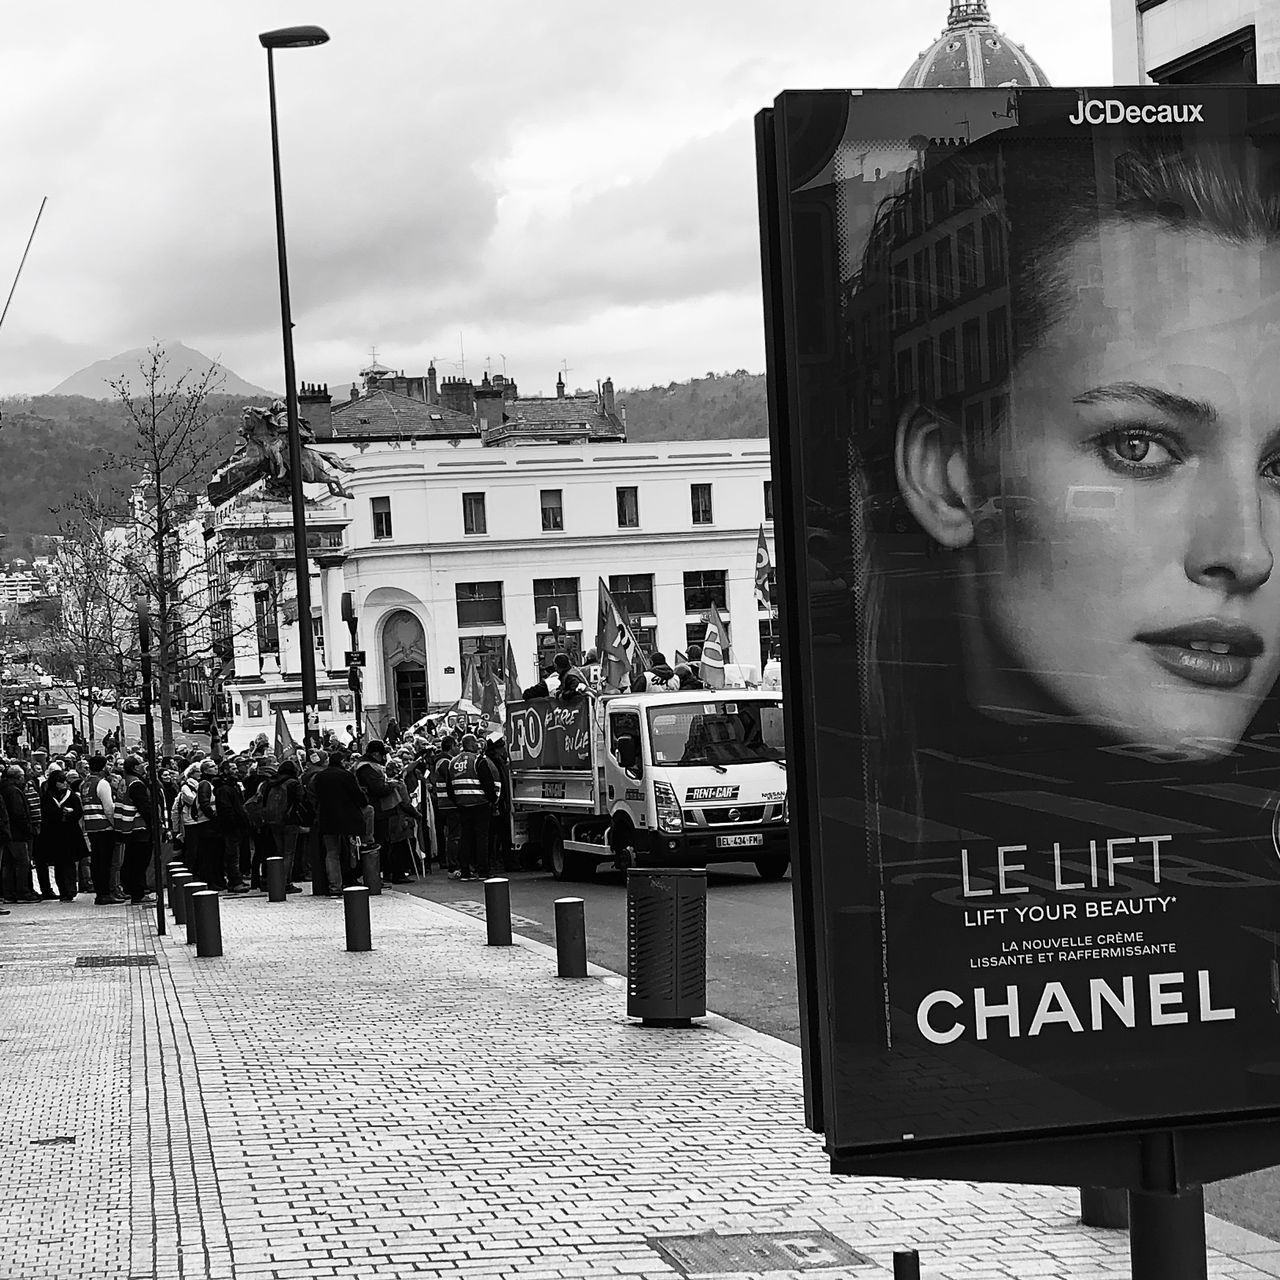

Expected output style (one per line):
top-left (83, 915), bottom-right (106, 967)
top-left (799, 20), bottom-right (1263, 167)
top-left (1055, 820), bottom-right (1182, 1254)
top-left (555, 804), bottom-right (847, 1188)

top-left (381, 610), bottom-right (429, 727)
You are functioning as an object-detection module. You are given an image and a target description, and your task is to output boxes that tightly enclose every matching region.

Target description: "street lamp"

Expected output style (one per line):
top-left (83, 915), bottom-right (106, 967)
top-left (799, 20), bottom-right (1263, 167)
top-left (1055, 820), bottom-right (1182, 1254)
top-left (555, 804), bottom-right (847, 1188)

top-left (259, 23), bottom-right (329, 750)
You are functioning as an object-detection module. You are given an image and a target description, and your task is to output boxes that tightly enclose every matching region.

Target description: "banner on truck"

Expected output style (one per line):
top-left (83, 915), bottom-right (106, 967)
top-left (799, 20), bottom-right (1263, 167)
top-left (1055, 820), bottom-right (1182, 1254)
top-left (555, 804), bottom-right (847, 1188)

top-left (506, 697), bottom-right (592, 771)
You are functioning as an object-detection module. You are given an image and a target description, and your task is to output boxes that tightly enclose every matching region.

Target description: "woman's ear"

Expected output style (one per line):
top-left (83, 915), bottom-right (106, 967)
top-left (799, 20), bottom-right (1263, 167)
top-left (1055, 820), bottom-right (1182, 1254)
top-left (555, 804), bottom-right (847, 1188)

top-left (895, 404), bottom-right (976, 549)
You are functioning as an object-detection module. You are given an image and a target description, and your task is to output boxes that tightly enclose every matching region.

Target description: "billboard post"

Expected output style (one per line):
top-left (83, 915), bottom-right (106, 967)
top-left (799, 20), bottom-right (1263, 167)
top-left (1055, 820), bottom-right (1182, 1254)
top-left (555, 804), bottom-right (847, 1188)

top-left (759, 84), bottom-right (1280, 1279)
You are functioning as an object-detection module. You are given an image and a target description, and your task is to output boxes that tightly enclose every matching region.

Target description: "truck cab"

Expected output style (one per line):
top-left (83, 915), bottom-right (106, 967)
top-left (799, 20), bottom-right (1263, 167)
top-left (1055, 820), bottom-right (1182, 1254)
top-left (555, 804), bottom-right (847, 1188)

top-left (509, 688), bottom-right (789, 881)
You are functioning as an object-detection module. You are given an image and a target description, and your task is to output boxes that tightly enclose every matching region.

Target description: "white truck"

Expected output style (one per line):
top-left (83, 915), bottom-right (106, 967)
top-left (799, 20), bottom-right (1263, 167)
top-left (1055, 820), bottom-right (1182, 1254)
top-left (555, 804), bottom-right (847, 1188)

top-left (506, 688), bottom-right (790, 881)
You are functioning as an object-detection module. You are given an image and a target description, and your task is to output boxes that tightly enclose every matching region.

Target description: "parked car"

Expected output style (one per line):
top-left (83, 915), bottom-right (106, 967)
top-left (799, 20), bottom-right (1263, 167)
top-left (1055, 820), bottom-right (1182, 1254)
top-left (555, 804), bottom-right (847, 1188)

top-left (181, 709), bottom-right (215, 734)
top-left (120, 696), bottom-right (146, 715)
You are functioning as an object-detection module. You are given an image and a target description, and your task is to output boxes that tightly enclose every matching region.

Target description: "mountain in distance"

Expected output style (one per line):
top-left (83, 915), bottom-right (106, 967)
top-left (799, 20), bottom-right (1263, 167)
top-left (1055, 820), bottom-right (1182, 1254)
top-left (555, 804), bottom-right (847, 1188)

top-left (48, 340), bottom-right (277, 400)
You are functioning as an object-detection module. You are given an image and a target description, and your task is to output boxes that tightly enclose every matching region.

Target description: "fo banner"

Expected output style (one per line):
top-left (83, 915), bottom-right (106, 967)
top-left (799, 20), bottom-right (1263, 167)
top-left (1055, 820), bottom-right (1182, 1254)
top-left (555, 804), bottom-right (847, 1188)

top-left (506, 698), bottom-right (592, 771)
top-left (760, 85), bottom-right (1280, 1160)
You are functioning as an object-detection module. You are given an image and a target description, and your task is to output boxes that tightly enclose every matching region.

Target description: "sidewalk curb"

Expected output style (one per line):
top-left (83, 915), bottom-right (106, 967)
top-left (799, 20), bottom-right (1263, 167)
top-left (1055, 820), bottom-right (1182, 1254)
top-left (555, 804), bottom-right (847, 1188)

top-left (392, 888), bottom-right (1280, 1262)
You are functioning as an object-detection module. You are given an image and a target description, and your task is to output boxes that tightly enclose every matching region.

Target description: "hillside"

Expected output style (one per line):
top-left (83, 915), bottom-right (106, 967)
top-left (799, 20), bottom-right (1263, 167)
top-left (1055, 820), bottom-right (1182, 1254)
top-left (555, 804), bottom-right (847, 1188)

top-left (49, 341), bottom-right (276, 400)
top-left (0, 368), bottom-right (771, 553)
top-left (0, 392), bottom-right (248, 545)
top-left (617, 370), bottom-right (767, 440)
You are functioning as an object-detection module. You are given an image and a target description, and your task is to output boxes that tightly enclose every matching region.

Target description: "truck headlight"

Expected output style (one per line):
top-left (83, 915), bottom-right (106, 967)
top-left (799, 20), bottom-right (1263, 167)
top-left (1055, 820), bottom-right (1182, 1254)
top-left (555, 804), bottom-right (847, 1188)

top-left (653, 779), bottom-right (684, 833)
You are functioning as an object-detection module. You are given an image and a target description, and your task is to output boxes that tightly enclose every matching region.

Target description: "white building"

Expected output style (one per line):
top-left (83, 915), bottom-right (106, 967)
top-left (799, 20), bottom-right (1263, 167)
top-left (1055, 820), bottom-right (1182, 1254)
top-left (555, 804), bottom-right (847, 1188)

top-left (330, 435), bottom-right (776, 731)
top-left (1111, 0), bottom-right (1271, 84)
top-left (0, 571), bottom-right (45, 605)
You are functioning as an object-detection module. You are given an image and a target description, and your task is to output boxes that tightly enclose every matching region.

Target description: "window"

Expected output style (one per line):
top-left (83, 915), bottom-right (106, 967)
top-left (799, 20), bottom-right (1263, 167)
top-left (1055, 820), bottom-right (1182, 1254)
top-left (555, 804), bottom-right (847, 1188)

top-left (540, 489), bottom-right (564, 532)
top-left (456, 581), bottom-right (504, 627)
top-left (938, 328), bottom-right (958, 396)
top-left (962, 318), bottom-right (983, 384)
top-left (933, 237), bottom-right (954, 306)
top-left (533, 577), bottom-right (581, 622)
top-left (254, 590), bottom-right (279, 653)
top-left (691, 483), bottom-right (713, 525)
top-left (957, 223), bottom-right (978, 291)
top-left (987, 306), bottom-right (1009, 380)
top-left (371, 496), bottom-right (393, 540)
top-left (763, 480), bottom-right (774, 522)
top-left (608, 573), bottom-right (654, 618)
top-left (917, 338), bottom-right (934, 404)
top-left (683, 569), bottom-right (727, 614)
top-left (609, 710), bottom-right (642, 769)
top-left (459, 635), bottom-right (506, 680)
top-left (616, 486), bottom-right (639, 528)
top-left (462, 492), bottom-right (487, 535)
top-left (311, 611), bottom-right (325, 653)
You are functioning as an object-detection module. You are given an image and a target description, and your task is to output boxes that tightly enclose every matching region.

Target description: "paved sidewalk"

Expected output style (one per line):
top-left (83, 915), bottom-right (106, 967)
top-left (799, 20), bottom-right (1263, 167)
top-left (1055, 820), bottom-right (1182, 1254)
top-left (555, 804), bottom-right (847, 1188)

top-left (1, 890), bottom-right (1277, 1280)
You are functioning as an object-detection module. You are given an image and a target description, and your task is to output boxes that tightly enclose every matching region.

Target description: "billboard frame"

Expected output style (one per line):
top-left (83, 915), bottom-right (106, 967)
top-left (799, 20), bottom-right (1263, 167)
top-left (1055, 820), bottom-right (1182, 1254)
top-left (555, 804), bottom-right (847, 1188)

top-left (757, 87), bottom-right (1280, 1275)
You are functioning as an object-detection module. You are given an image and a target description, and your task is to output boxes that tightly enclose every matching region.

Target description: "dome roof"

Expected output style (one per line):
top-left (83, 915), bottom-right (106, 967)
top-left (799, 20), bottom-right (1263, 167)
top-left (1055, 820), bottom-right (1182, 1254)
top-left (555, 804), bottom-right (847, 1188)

top-left (900, 1), bottom-right (1050, 89)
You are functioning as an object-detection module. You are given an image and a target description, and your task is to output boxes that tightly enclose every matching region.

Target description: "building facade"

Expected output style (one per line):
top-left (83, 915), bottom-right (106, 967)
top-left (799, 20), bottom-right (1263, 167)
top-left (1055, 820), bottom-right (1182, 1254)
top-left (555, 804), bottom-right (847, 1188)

top-left (206, 366), bottom-right (775, 746)
top-left (1111, 0), bottom-right (1274, 85)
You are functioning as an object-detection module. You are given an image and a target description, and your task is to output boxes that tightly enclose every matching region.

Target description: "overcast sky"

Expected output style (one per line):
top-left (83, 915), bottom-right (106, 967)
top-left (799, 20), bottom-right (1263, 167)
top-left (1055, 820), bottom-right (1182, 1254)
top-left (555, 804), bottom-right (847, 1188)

top-left (1, 0), bottom-right (1112, 400)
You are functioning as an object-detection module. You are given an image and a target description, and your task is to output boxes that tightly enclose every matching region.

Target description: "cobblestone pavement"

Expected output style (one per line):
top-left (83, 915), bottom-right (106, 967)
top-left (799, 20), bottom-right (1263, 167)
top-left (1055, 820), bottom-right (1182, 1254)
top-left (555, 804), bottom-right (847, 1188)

top-left (2, 890), bottom-right (1278, 1280)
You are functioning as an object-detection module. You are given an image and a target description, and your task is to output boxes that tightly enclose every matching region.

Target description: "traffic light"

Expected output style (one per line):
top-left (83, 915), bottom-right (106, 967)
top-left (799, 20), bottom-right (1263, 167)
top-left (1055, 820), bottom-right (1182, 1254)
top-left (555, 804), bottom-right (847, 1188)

top-left (347, 664), bottom-right (362, 693)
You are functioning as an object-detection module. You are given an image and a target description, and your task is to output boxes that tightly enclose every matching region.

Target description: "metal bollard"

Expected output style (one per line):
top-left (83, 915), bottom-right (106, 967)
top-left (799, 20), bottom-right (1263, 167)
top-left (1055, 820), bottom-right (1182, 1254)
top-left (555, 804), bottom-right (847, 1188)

top-left (169, 873), bottom-right (191, 925)
top-left (554, 897), bottom-right (588, 977)
top-left (265, 857), bottom-right (288, 903)
top-left (359, 846), bottom-right (382, 895)
top-left (893, 1250), bottom-right (921, 1280)
top-left (193, 891), bottom-right (223, 958)
top-left (484, 877), bottom-right (512, 946)
top-left (343, 886), bottom-right (372, 952)
top-left (183, 880), bottom-right (208, 946)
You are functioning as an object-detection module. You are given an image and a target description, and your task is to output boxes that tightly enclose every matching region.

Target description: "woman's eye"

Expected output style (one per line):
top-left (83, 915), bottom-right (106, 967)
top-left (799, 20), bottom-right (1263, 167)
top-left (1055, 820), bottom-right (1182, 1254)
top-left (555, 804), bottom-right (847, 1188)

top-left (1113, 434), bottom-right (1150, 463)
top-left (1094, 428), bottom-right (1178, 473)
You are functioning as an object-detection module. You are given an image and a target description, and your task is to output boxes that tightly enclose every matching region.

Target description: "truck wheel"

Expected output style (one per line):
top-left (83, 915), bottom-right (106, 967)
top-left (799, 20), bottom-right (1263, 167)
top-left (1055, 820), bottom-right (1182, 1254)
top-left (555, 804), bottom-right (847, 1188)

top-left (755, 854), bottom-right (790, 881)
top-left (548, 826), bottom-right (592, 882)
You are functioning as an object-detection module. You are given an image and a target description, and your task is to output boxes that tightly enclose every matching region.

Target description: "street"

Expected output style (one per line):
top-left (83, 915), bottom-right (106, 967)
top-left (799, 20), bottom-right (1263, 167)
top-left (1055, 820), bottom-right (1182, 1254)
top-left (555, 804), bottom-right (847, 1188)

top-left (402, 861), bottom-right (801, 1044)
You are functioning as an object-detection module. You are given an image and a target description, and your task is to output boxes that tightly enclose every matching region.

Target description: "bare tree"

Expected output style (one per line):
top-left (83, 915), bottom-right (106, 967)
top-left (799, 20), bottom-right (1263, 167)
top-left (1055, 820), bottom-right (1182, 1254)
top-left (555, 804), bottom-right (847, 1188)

top-left (105, 343), bottom-right (227, 754)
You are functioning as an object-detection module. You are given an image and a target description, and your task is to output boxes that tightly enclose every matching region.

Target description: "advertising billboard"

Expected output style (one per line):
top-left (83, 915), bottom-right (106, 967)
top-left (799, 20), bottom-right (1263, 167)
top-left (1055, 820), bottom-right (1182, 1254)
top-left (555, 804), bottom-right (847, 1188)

top-left (760, 86), bottom-right (1280, 1168)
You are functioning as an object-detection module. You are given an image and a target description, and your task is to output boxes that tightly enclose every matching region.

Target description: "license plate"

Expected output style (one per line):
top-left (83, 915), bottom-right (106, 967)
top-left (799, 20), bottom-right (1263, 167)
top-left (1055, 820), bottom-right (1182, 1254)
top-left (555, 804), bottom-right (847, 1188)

top-left (717, 833), bottom-right (764, 848)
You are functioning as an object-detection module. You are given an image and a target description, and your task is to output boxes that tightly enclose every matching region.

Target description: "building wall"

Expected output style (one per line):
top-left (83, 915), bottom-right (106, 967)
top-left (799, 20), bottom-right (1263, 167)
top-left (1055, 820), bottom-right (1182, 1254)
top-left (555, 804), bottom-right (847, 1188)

top-left (327, 437), bottom-right (777, 726)
top-left (1111, 0), bottom-right (1280, 83)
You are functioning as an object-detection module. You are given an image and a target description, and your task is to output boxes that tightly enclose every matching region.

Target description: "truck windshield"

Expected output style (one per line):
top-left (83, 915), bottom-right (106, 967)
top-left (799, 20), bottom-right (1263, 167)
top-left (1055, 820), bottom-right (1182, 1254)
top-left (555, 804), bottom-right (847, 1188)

top-left (646, 701), bottom-right (785, 767)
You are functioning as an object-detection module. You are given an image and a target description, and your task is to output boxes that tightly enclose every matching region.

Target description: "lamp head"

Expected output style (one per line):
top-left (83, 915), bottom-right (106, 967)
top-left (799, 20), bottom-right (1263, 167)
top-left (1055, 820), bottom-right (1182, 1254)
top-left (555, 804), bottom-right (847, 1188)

top-left (259, 25), bottom-right (329, 49)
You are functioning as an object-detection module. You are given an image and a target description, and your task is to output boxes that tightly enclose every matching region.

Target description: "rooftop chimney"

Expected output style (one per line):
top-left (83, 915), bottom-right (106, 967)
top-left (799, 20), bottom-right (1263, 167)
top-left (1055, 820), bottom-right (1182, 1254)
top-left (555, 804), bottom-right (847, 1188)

top-left (601, 376), bottom-right (615, 417)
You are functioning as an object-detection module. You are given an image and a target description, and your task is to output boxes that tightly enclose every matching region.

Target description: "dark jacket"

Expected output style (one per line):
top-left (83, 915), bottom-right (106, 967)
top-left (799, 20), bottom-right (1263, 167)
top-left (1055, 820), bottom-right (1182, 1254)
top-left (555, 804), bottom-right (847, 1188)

top-left (124, 775), bottom-right (154, 844)
top-left (38, 783), bottom-right (84, 862)
top-left (0, 779), bottom-right (34, 841)
top-left (312, 764), bottom-right (369, 837)
top-left (213, 776), bottom-right (248, 834)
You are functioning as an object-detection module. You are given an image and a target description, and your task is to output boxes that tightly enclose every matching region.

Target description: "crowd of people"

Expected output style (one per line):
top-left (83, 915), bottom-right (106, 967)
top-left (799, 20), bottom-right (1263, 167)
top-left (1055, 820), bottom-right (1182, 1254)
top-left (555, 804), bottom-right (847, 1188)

top-left (0, 719), bottom-right (518, 913)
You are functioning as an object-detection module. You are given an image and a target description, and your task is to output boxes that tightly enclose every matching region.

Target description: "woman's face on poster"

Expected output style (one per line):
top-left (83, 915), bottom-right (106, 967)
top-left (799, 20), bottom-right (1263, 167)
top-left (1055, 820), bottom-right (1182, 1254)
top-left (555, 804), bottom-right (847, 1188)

top-left (970, 221), bottom-right (1280, 757)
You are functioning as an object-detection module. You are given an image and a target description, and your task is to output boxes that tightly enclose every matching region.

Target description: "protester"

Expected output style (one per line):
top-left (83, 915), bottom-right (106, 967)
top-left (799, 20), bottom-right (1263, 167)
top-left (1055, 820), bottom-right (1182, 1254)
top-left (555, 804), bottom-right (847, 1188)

top-left (384, 718), bottom-right (402, 748)
top-left (119, 755), bottom-right (156, 905)
top-left (353, 740), bottom-right (395, 887)
top-left (260, 759), bottom-right (303, 893)
top-left (483, 734), bottom-right (514, 872)
top-left (38, 767), bottom-right (84, 902)
top-left (383, 758), bottom-right (419, 883)
top-left (311, 748), bottom-right (368, 896)
top-left (213, 761), bottom-right (250, 892)
top-left (80, 755), bottom-right (124, 906)
top-left (445, 733), bottom-right (500, 881)
top-left (431, 736), bottom-right (460, 873)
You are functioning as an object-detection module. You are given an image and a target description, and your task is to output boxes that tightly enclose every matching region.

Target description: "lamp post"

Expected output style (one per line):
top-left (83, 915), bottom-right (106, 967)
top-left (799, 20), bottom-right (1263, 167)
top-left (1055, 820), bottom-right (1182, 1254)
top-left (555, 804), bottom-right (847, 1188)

top-left (259, 23), bottom-right (329, 750)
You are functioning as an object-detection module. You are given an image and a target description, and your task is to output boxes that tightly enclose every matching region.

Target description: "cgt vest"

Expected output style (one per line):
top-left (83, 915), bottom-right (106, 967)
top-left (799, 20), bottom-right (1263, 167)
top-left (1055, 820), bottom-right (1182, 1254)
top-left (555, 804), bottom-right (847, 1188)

top-left (448, 752), bottom-right (489, 807)
top-left (80, 774), bottom-right (113, 834)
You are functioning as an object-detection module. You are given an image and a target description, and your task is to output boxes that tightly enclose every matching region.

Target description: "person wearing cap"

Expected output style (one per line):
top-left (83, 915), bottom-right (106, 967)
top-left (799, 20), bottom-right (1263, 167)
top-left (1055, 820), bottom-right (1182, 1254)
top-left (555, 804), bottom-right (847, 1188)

top-left (430, 736), bottom-right (460, 873)
top-left (120, 755), bottom-right (157, 905)
top-left (38, 767), bottom-right (84, 902)
top-left (445, 733), bottom-right (500, 881)
top-left (353, 740), bottom-right (395, 888)
top-left (79, 755), bottom-right (124, 906)
top-left (311, 746), bottom-right (369, 896)
top-left (0, 763), bottom-right (39, 904)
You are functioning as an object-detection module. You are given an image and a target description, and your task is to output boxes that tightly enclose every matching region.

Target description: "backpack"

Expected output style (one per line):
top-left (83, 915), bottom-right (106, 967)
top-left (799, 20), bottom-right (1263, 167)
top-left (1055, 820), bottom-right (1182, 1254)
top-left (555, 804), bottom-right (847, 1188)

top-left (264, 779), bottom-right (291, 826)
top-left (294, 778), bottom-right (317, 830)
top-left (242, 787), bottom-right (266, 831)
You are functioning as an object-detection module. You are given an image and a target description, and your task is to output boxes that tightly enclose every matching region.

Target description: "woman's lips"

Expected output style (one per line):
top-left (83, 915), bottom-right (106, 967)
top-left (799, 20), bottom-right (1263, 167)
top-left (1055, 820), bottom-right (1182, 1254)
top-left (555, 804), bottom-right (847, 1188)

top-left (1135, 620), bottom-right (1264, 690)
